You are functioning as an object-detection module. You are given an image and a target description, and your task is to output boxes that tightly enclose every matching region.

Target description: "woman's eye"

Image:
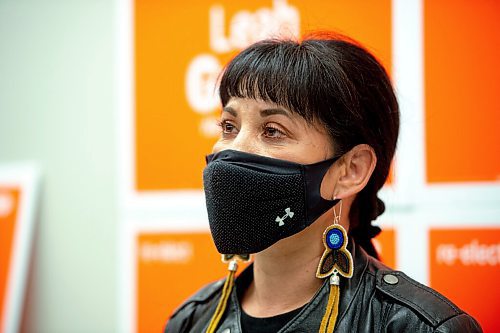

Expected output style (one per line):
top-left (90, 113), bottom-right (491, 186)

top-left (219, 120), bottom-right (237, 134)
top-left (263, 124), bottom-right (286, 139)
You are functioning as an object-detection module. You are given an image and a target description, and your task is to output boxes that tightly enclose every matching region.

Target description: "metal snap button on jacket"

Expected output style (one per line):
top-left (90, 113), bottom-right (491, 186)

top-left (383, 274), bottom-right (399, 285)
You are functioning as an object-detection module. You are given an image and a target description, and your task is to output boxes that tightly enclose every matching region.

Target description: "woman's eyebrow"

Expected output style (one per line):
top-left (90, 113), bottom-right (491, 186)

top-left (222, 106), bottom-right (238, 117)
top-left (260, 108), bottom-right (291, 118)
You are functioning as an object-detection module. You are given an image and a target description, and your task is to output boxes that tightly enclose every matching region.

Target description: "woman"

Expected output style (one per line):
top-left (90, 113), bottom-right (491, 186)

top-left (165, 33), bottom-right (482, 333)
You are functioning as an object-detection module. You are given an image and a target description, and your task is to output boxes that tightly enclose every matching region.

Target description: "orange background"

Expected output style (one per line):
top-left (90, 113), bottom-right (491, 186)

top-left (373, 228), bottom-right (396, 269)
top-left (133, 1), bottom-right (500, 332)
top-left (0, 187), bottom-right (21, 331)
top-left (136, 232), bottom-right (239, 333)
top-left (430, 228), bottom-right (500, 332)
top-left (137, 229), bottom-right (396, 333)
top-left (135, 0), bottom-right (392, 190)
top-left (425, 0), bottom-right (500, 183)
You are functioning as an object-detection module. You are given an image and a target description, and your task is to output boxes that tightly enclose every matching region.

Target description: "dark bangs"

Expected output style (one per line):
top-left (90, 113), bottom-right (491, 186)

top-left (218, 38), bottom-right (358, 128)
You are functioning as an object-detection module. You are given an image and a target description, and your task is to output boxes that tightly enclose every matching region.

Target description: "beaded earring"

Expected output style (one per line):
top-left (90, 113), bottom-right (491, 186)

top-left (316, 200), bottom-right (354, 333)
top-left (206, 254), bottom-right (250, 333)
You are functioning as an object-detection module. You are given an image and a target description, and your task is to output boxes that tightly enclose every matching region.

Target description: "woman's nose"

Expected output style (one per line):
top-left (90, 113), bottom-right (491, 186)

top-left (229, 129), bottom-right (260, 155)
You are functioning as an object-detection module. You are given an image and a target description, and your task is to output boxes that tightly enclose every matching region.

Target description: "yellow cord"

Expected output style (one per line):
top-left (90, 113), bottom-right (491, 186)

top-left (206, 263), bottom-right (237, 333)
top-left (319, 282), bottom-right (340, 333)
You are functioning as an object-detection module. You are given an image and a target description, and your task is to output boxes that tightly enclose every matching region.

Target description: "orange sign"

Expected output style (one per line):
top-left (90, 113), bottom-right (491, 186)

top-left (430, 228), bottom-right (500, 332)
top-left (373, 228), bottom-right (396, 269)
top-left (136, 232), bottom-right (242, 333)
top-left (135, 0), bottom-right (392, 190)
top-left (0, 187), bottom-right (21, 332)
top-left (425, 0), bottom-right (500, 183)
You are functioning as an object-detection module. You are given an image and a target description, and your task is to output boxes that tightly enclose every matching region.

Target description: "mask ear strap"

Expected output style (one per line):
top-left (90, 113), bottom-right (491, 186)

top-left (303, 157), bottom-right (340, 226)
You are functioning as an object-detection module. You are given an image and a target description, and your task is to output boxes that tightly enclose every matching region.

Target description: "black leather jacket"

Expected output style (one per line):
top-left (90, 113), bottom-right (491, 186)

top-left (165, 244), bottom-right (482, 332)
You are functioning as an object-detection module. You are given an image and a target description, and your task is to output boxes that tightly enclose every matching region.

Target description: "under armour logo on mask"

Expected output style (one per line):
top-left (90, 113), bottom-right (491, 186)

top-left (276, 208), bottom-right (294, 226)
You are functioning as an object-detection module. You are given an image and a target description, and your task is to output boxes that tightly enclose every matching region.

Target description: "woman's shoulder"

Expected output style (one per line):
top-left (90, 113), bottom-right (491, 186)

top-left (164, 278), bottom-right (224, 333)
top-left (364, 255), bottom-right (482, 332)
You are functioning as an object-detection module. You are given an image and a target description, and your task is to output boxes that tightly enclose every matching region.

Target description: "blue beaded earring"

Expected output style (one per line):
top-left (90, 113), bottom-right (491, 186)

top-left (316, 200), bottom-right (353, 333)
top-left (316, 200), bottom-right (353, 279)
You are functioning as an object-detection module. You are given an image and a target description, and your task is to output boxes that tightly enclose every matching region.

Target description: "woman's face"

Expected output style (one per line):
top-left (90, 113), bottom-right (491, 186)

top-left (213, 97), bottom-right (335, 164)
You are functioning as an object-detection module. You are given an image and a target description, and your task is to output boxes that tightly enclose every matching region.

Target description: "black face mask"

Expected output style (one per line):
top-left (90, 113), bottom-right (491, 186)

top-left (203, 149), bottom-right (340, 255)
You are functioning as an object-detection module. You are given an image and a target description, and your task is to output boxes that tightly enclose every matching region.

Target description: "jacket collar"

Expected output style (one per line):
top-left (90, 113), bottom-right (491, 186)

top-left (337, 240), bottom-right (370, 325)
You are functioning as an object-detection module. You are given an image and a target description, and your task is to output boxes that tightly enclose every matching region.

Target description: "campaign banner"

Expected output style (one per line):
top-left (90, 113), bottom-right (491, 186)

top-left (0, 187), bottom-right (21, 333)
top-left (134, 0), bottom-right (392, 191)
top-left (136, 232), bottom-right (235, 333)
top-left (430, 228), bottom-right (500, 332)
top-left (0, 166), bottom-right (39, 333)
top-left (373, 228), bottom-right (396, 269)
top-left (424, 0), bottom-right (500, 183)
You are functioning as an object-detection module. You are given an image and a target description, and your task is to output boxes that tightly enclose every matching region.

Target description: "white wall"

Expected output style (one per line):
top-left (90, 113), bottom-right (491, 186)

top-left (0, 1), bottom-right (117, 332)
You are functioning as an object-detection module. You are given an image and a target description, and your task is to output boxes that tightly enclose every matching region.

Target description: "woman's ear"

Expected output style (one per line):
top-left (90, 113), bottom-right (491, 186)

top-left (321, 144), bottom-right (377, 200)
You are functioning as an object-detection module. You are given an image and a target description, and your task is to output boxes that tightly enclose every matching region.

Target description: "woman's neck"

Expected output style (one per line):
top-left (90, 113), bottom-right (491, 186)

top-left (241, 209), bottom-right (346, 317)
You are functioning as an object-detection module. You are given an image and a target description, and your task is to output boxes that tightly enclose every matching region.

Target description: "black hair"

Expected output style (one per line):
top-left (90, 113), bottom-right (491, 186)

top-left (218, 32), bottom-right (399, 258)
